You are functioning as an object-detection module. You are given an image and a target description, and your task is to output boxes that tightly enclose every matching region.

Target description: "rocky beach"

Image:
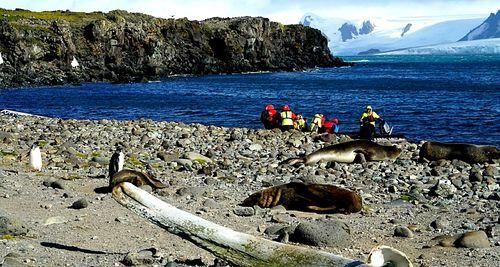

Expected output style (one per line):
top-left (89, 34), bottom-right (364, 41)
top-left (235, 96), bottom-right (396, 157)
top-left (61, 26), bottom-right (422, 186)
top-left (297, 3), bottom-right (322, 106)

top-left (0, 111), bottom-right (499, 266)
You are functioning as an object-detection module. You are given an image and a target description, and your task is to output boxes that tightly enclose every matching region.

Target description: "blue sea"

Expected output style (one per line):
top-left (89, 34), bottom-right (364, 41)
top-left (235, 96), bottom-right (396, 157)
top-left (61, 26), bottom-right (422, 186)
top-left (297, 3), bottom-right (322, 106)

top-left (1, 55), bottom-right (499, 146)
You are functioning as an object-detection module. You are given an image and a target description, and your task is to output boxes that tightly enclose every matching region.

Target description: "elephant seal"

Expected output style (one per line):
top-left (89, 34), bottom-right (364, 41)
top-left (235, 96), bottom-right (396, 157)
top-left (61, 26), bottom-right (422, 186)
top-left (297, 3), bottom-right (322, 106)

top-left (241, 182), bottom-right (362, 214)
top-left (282, 140), bottom-right (401, 166)
top-left (419, 141), bottom-right (499, 164)
top-left (109, 169), bottom-right (167, 190)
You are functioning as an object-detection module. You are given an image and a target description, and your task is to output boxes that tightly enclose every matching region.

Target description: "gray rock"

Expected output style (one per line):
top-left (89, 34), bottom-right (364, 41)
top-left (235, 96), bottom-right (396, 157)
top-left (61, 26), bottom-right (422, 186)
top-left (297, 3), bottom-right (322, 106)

top-left (70, 198), bottom-right (89, 209)
top-left (394, 226), bottom-right (414, 238)
top-left (249, 144), bottom-right (263, 151)
top-left (173, 159), bottom-right (193, 171)
top-left (0, 216), bottom-right (28, 236)
top-left (157, 152), bottom-right (179, 162)
top-left (185, 152), bottom-right (213, 164)
top-left (1, 253), bottom-right (27, 267)
top-left (277, 232), bottom-right (289, 243)
top-left (91, 156), bottom-right (109, 165)
top-left (229, 132), bottom-right (243, 141)
top-left (176, 187), bottom-right (206, 198)
top-left (430, 218), bottom-right (450, 230)
top-left (0, 131), bottom-right (14, 143)
top-left (455, 231), bottom-right (490, 248)
top-left (486, 225), bottom-right (500, 238)
top-left (202, 199), bottom-right (220, 209)
top-left (264, 225), bottom-right (286, 236)
top-left (233, 207), bottom-right (255, 217)
top-left (122, 248), bottom-right (156, 266)
top-left (469, 171), bottom-right (483, 182)
top-left (291, 220), bottom-right (350, 247)
top-left (271, 213), bottom-right (294, 224)
top-left (429, 180), bottom-right (456, 198)
top-left (42, 179), bottom-right (65, 190)
top-left (483, 165), bottom-right (497, 177)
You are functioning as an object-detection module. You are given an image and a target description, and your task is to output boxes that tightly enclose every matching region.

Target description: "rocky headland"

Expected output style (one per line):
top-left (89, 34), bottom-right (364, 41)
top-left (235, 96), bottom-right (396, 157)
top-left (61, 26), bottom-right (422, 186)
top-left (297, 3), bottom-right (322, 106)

top-left (0, 112), bottom-right (499, 266)
top-left (0, 9), bottom-right (349, 87)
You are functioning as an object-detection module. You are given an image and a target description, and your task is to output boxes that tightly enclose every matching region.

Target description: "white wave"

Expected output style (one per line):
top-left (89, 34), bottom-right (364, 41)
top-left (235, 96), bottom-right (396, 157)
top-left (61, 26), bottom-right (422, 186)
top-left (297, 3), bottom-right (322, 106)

top-left (1, 109), bottom-right (47, 118)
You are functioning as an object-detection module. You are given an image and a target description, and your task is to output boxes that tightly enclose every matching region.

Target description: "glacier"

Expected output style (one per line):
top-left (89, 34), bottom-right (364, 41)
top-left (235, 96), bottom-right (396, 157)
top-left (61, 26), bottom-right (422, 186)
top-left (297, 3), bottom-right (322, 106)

top-left (378, 38), bottom-right (500, 55)
top-left (300, 13), bottom-right (488, 56)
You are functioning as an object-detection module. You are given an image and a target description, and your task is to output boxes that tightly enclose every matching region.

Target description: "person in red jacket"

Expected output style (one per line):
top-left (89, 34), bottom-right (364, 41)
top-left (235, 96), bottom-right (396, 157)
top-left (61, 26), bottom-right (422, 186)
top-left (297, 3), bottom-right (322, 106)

top-left (279, 105), bottom-right (296, 131)
top-left (260, 104), bottom-right (278, 129)
top-left (322, 117), bottom-right (340, 134)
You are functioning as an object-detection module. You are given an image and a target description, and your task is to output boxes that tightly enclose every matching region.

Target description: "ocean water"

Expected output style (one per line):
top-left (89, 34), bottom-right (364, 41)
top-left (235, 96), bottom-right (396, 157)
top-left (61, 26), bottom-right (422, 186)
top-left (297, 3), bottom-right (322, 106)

top-left (1, 54), bottom-right (499, 145)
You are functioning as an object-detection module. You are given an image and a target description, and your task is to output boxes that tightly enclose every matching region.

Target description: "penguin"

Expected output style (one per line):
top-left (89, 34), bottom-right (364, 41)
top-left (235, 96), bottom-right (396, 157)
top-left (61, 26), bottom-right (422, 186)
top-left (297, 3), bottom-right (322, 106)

top-left (109, 147), bottom-right (124, 179)
top-left (29, 142), bottom-right (42, 171)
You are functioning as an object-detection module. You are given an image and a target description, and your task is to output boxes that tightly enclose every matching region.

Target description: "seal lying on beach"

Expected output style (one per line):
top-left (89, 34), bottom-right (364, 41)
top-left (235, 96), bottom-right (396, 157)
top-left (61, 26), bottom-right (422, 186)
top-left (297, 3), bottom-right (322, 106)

top-left (419, 141), bottom-right (500, 164)
top-left (109, 169), bottom-right (167, 190)
top-left (241, 182), bottom-right (362, 214)
top-left (281, 140), bottom-right (401, 166)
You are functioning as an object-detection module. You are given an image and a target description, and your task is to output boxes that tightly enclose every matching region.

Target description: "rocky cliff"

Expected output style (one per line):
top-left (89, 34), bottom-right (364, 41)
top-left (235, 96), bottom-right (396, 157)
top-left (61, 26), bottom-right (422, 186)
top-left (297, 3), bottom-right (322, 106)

top-left (0, 9), bottom-right (349, 88)
top-left (460, 10), bottom-right (500, 41)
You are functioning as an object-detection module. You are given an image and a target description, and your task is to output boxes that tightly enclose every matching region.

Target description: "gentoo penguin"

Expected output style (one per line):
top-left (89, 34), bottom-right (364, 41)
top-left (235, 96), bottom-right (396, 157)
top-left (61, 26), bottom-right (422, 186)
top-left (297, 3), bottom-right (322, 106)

top-left (109, 147), bottom-right (124, 179)
top-left (29, 142), bottom-right (42, 171)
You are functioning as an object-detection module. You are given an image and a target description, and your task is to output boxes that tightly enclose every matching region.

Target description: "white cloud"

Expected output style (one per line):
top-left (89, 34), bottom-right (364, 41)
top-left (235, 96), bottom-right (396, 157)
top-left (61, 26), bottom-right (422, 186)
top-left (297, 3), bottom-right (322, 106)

top-left (0, 0), bottom-right (497, 24)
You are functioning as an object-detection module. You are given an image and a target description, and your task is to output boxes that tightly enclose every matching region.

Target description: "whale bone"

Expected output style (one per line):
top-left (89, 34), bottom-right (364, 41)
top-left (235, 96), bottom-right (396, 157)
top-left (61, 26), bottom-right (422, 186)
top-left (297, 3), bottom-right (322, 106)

top-left (112, 182), bottom-right (412, 267)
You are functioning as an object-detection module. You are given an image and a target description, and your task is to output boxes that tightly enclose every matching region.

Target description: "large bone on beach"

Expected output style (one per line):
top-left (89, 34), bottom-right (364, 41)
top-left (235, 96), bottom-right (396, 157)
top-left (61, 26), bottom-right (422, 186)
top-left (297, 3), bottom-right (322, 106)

top-left (112, 182), bottom-right (412, 267)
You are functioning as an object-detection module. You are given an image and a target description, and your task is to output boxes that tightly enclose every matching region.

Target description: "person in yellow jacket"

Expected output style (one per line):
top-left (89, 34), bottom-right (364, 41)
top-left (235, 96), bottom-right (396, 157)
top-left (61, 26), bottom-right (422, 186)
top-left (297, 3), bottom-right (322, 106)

top-left (279, 105), bottom-right (296, 131)
top-left (294, 114), bottom-right (306, 131)
top-left (308, 113), bottom-right (324, 133)
top-left (359, 106), bottom-right (381, 139)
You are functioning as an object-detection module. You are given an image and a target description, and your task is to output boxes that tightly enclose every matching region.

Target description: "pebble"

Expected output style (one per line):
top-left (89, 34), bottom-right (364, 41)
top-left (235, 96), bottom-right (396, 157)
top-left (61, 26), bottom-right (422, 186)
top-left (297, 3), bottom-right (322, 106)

top-left (176, 187), bottom-right (206, 198)
top-left (394, 226), bottom-right (414, 238)
top-left (469, 171), bottom-right (483, 182)
top-left (0, 216), bottom-right (28, 236)
top-left (185, 152), bottom-right (213, 164)
top-left (1, 253), bottom-right (27, 267)
top-left (248, 144), bottom-right (263, 151)
top-left (122, 248), bottom-right (156, 266)
top-left (233, 207), bottom-right (255, 217)
top-left (70, 198), bottom-right (89, 209)
top-left (430, 218), bottom-right (450, 230)
top-left (202, 199), bottom-right (220, 209)
top-left (42, 179), bottom-right (65, 189)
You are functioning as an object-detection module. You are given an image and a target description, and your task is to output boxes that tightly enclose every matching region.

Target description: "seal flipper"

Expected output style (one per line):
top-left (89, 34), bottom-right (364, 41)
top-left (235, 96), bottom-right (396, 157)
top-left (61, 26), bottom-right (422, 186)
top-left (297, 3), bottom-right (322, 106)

top-left (109, 170), bottom-right (167, 190)
top-left (144, 174), bottom-right (168, 189)
top-left (306, 205), bottom-right (338, 213)
top-left (354, 149), bottom-right (373, 162)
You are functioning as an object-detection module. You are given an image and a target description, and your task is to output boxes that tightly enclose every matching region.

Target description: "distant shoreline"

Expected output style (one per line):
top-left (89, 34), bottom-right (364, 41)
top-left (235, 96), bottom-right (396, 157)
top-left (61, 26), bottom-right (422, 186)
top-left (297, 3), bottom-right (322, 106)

top-left (0, 8), bottom-right (350, 88)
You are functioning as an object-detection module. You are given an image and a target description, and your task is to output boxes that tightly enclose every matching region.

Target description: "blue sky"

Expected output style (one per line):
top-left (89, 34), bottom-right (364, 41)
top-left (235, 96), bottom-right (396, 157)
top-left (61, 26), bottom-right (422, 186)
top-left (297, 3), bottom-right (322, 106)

top-left (0, 0), bottom-right (497, 23)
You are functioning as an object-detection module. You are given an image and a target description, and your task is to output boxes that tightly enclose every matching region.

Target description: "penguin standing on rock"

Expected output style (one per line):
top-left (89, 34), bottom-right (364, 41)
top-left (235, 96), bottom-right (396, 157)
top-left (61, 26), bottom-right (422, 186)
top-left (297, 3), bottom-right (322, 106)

top-left (109, 147), bottom-right (124, 180)
top-left (29, 142), bottom-right (42, 171)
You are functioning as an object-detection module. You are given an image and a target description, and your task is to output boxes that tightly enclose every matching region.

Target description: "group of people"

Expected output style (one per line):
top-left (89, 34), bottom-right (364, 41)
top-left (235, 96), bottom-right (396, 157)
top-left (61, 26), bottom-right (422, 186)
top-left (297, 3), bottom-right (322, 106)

top-left (260, 104), bottom-right (340, 134)
top-left (260, 104), bottom-right (385, 139)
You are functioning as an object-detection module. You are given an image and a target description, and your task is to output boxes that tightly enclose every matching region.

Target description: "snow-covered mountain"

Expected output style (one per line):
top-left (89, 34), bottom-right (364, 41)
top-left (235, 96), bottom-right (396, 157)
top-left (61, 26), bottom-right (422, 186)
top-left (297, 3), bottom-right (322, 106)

top-left (380, 38), bottom-right (500, 55)
top-left (299, 12), bottom-right (495, 55)
top-left (460, 10), bottom-right (500, 41)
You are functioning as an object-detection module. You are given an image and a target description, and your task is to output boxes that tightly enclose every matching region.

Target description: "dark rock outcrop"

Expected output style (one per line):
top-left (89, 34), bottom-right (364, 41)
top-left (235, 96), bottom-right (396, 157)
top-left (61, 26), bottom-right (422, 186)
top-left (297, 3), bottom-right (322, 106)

top-left (338, 23), bottom-right (358, 41)
top-left (401, 23), bottom-right (412, 37)
top-left (359, 20), bottom-right (375, 35)
top-left (460, 10), bottom-right (500, 41)
top-left (0, 9), bottom-right (349, 88)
